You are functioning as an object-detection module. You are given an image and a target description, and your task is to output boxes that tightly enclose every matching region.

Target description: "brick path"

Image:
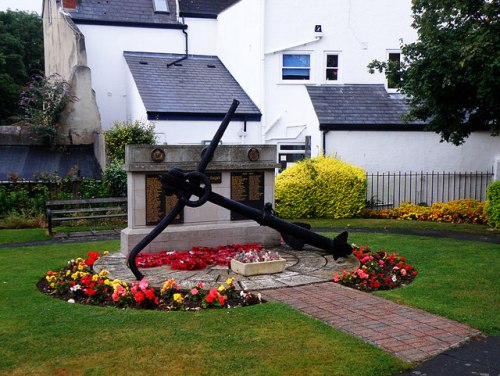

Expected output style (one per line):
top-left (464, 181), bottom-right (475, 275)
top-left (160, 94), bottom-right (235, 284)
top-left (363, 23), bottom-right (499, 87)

top-left (264, 282), bottom-right (481, 362)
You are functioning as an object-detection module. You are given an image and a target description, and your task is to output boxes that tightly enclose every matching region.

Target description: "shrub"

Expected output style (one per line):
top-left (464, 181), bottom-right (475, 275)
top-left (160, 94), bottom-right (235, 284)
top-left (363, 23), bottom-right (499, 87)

top-left (104, 120), bottom-right (157, 163)
top-left (485, 181), bottom-right (500, 228)
top-left (365, 199), bottom-right (487, 225)
top-left (102, 162), bottom-right (127, 197)
top-left (275, 156), bottom-right (366, 219)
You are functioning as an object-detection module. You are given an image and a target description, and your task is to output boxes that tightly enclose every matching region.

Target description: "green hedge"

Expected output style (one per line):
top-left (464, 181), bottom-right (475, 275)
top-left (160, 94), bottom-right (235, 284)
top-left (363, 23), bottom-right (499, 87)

top-left (275, 156), bottom-right (366, 219)
top-left (485, 181), bottom-right (500, 228)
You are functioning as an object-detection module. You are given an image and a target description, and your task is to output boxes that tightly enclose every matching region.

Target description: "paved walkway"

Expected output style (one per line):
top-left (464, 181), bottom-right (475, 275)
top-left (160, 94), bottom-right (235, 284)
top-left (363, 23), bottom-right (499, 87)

top-left (94, 245), bottom-right (482, 364)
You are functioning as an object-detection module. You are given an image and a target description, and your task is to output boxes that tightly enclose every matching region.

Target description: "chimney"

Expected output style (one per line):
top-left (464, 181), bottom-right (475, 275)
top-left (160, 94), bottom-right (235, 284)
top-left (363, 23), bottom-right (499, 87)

top-left (62, 0), bottom-right (78, 9)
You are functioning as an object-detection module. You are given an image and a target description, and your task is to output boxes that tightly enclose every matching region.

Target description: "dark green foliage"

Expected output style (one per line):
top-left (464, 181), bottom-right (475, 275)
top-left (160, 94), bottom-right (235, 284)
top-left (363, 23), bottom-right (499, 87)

top-left (485, 181), bottom-right (500, 228)
top-left (0, 10), bottom-right (44, 124)
top-left (368, 0), bottom-right (499, 145)
top-left (104, 120), bottom-right (157, 163)
top-left (103, 162), bottom-right (127, 197)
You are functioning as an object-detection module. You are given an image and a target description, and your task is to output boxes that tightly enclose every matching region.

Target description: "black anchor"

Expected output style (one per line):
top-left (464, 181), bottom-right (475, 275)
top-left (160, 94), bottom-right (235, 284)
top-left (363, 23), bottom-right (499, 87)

top-left (128, 99), bottom-right (353, 280)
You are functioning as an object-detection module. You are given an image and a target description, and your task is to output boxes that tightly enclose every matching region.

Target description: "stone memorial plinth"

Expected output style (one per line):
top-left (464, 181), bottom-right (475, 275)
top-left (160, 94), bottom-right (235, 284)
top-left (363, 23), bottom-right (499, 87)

top-left (121, 144), bottom-right (281, 255)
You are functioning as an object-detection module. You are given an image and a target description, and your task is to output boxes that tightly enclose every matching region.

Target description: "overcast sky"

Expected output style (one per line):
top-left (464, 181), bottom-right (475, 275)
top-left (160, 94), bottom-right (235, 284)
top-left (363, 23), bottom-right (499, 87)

top-left (0, 0), bottom-right (42, 14)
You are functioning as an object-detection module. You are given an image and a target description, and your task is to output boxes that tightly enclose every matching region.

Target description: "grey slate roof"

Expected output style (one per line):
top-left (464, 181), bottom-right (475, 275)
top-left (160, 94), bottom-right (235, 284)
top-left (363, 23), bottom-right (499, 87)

top-left (306, 84), bottom-right (426, 130)
top-left (58, 0), bottom-right (181, 27)
top-left (178, 0), bottom-right (240, 18)
top-left (0, 145), bottom-right (102, 181)
top-left (124, 52), bottom-right (261, 120)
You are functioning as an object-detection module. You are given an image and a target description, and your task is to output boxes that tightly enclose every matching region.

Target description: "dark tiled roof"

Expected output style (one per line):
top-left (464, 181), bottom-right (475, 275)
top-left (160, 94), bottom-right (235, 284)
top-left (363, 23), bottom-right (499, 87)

top-left (307, 84), bottom-right (426, 130)
top-left (58, 0), bottom-right (182, 27)
top-left (178, 0), bottom-right (240, 18)
top-left (124, 51), bottom-right (261, 120)
top-left (0, 145), bottom-right (102, 181)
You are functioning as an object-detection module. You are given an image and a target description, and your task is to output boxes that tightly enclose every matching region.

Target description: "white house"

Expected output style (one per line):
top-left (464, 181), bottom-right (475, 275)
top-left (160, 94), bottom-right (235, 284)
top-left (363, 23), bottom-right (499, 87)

top-left (43, 0), bottom-right (499, 177)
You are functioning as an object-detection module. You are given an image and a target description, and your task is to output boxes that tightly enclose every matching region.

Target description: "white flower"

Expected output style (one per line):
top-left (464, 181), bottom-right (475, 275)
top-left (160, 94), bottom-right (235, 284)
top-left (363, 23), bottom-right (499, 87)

top-left (67, 299), bottom-right (75, 304)
top-left (391, 275), bottom-right (397, 282)
top-left (70, 284), bottom-right (81, 292)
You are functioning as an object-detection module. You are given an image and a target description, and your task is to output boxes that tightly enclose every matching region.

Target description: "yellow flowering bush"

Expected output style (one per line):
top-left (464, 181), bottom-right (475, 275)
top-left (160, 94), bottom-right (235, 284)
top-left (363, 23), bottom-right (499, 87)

top-left (485, 181), bottom-right (500, 228)
top-left (365, 199), bottom-right (487, 225)
top-left (275, 156), bottom-right (366, 219)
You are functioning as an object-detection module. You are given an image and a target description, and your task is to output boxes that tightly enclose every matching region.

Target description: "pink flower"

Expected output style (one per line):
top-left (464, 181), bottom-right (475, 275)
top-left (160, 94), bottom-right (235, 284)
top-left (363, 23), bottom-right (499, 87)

top-left (400, 268), bottom-right (407, 276)
top-left (139, 278), bottom-right (149, 292)
top-left (191, 288), bottom-right (199, 295)
top-left (197, 281), bottom-right (204, 289)
top-left (379, 260), bottom-right (384, 266)
top-left (333, 274), bottom-right (340, 282)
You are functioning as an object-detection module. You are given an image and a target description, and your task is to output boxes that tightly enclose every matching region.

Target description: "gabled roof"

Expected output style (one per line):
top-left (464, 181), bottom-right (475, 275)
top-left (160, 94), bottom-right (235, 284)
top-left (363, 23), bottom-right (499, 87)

top-left (58, 0), bottom-right (183, 28)
top-left (178, 0), bottom-right (240, 19)
top-left (307, 84), bottom-right (426, 131)
top-left (0, 145), bottom-right (102, 181)
top-left (124, 52), bottom-right (261, 121)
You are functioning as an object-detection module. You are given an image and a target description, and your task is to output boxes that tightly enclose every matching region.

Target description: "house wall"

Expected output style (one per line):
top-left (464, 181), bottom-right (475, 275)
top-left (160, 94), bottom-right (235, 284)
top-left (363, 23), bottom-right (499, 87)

top-left (152, 119), bottom-right (261, 145)
top-left (326, 131), bottom-right (499, 173)
top-left (77, 24), bottom-right (186, 129)
top-left (257, 0), bottom-right (418, 156)
top-left (43, 0), bottom-right (101, 145)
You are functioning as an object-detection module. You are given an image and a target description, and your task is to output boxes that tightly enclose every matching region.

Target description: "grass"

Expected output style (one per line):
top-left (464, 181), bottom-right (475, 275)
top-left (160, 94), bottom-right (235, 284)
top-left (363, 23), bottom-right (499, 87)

top-left (323, 232), bottom-right (500, 335)
top-left (0, 228), bottom-right (51, 244)
top-left (1, 225), bottom-right (498, 374)
top-left (0, 241), bottom-right (409, 376)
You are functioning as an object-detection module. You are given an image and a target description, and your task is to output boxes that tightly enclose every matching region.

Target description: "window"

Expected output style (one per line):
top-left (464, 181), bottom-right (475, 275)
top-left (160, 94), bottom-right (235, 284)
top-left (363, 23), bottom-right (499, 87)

top-left (325, 54), bottom-right (339, 81)
top-left (387, 52), bottom-right (401, 89)
top-left (153, 0), bottom-right (169, 13)
top-left (282, 54), bottom-right (310, 80)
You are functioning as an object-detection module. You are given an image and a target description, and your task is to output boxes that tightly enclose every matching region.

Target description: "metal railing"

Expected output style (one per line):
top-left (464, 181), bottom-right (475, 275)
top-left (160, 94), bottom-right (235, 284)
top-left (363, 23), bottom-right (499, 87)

top-left (366, 170), bottom-right (494, 208)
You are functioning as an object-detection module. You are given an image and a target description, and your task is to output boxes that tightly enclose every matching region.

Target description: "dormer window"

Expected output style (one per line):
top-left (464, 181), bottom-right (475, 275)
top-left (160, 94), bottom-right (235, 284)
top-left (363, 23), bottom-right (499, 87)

top-left (153, 0), bottom-right (169, 13)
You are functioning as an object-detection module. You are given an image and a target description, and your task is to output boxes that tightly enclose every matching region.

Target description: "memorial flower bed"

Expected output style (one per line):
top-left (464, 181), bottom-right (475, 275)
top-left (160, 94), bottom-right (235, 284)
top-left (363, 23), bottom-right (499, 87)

top-left (135, 243), bottom-right (266, 270)
top-left (333, 245), bottom-right (417, 291)
top-left (38, 251), bottom-right (262, 311)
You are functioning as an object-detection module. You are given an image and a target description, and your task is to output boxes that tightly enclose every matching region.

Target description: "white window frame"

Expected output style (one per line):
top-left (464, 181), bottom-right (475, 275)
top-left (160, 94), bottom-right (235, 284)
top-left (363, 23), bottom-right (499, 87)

top-left (324, 51), bottom-right (342, 84)
top-left (386, 49), bottom-right (401, 92)
top-left (153, 0), bottom-right (170, 13)
top-left (281, 52), bottom-right (312, 83)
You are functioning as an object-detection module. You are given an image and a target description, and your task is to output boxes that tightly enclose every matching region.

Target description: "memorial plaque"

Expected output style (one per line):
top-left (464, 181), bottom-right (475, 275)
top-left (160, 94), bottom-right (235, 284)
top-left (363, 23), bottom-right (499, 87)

top-left (206, 172), bottom-right (222, 184)
top-left (231, 171), bottom-right (264, 220)
top-left (145, 175), bottom-right (183, 225)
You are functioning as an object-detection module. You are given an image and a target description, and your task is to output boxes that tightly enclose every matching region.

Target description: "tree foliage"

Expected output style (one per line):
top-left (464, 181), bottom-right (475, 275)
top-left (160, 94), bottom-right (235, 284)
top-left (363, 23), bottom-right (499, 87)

top-left (0, 10), bottom-right (44, 125)
top-left (368, 0), bottom-right (499, 145)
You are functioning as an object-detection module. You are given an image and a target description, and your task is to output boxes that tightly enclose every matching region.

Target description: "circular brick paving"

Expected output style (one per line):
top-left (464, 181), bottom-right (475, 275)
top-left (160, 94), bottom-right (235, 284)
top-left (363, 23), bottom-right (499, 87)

top-left (94, 245), bottom-right (359, 291)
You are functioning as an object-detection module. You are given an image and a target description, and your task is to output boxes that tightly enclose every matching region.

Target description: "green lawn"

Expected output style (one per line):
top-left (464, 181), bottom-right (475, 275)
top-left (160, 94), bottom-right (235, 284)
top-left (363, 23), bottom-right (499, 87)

top-left (326, 232), bottom-right (500, 335)
top-left (0, 240), bottom-right (409, 376)
top-left (1, 227), bottom-right (498, 374)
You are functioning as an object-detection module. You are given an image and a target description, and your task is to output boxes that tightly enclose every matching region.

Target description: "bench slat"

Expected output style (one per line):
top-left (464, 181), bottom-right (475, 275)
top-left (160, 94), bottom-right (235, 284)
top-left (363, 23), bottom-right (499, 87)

top-left (51, 213), bottom-right (127, 222)
top-left (51, 206), bottom-right (125, 215)
top-left (46, 197), bottom-right (127, 206)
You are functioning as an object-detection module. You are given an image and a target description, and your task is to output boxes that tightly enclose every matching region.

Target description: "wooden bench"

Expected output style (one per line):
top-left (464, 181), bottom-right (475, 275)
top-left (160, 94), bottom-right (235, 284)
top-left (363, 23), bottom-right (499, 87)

top-left (46, 197), bottom-right (127, 235)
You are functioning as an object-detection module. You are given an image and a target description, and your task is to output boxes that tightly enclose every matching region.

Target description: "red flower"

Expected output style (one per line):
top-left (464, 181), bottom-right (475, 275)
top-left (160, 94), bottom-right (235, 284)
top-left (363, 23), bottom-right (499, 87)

top-left (134, 291), bottom-right (145, 304)
top-left (218, 294), bottom-right (225, 306)
top-left (145, 288), bottom-right (156, 300)
top-left (84, 288), bottom-right (96, 296)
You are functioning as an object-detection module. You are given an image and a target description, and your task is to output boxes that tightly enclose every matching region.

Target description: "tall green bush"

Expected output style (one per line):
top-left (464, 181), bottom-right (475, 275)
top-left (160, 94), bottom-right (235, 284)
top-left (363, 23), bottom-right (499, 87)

top-left (275, 156), bottom-right (366, 219)
top-left (485, 181), bottom-right (500, 228)
top-left (104, 120), bottom-right (157, 163)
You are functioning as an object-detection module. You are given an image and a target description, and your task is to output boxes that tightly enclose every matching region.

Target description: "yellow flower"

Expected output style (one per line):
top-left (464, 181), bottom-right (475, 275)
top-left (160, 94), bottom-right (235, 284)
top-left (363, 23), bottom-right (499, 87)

top-left (226, 277), bottom-right (235, 286)
top-left (173, 293), bottom-right (183, 304)
top-left (218, 285), bottom-right (226, 292)
top-left (92, 274), bottom-right (99, 282)
top-left (77, 265), bottom-right (83, 271)
top-left (71, 272), bottom-right (79, 280)
top-left (50, 283), bottom-right (55, 288)
top-left (103, 251), bottom-right (109, 255)
top-left (66, 270), bottom-right (71, 277)
top-left (99, 270), bottom-right (109, 278)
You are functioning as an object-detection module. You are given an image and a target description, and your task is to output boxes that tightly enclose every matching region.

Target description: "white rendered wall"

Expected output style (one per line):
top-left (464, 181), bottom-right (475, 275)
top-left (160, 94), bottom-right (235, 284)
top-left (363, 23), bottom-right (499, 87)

top-left (77, 24), bottom-right (186, 129)
top-left (124, 67), bottom-right (148, 123)
top-left (183, 18), bottom-right (217, 55)
top-left (153, 119), bottom-right (262, 145)
top-left (326, 131), bottom-right (500, 173)
top-left (224, 0), bottom-right (419, 155)
top-left (217, 0), bottom-right (264, 109)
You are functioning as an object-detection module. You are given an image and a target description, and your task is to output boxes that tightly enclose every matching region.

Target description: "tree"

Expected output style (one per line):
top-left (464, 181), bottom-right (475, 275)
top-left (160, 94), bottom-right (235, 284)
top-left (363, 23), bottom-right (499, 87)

top-left (368, 0), bottom-right (499, 145)
top-left (0, 10), bottom-right (44, 124)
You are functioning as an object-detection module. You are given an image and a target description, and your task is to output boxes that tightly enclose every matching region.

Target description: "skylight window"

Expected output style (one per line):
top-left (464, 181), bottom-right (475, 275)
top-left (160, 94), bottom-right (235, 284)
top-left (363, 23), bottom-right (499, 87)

top-left (153, 0), bottom-right (169, 13)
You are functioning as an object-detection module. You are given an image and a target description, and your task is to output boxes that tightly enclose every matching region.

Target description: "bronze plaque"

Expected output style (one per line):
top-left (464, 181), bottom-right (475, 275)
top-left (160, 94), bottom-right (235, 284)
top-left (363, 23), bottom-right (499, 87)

top-left (230, 171), bottom-right (264, 220)
top-left (145, 174), bottom-right (183, 225)
top-left (206, 172), bottom-right (222, 184)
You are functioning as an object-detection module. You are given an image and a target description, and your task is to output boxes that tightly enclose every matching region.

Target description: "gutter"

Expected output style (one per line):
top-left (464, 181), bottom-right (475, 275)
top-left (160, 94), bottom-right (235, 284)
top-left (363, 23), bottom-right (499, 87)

top-left (167, 15), bottom-right (189, 68)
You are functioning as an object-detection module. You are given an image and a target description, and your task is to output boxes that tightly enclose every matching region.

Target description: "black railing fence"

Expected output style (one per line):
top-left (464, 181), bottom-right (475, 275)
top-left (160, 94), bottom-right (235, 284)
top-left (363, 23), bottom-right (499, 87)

top-left (366, 170), bottom-right (494, 208)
